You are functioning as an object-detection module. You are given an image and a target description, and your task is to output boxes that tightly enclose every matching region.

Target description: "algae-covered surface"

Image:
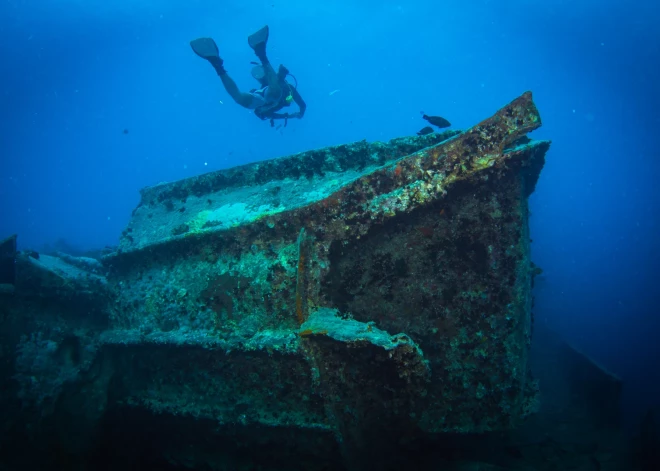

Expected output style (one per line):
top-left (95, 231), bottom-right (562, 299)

top-left (121, 131), bottom-right (459, 251)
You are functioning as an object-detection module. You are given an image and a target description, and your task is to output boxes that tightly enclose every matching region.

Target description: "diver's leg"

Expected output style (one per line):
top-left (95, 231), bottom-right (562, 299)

top-left (191, 37), bottom-right (254, 108)
top-left (217, 71), bottom-right (255, 108)
top-left (248, 26), bottom-right (282, 102)
top-left (207, 59), bottom-right (254, 108)
top-left (259, 61), bottom-right (282, 103)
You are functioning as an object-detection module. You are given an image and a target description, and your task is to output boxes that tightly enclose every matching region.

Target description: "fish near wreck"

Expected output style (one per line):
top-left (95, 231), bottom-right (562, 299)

top-left (1, 91), bottom-right (552, 470)
top-left (417, 125), bottom-right (435, 135)
top-left (422, 113), bottom-right (451, 128)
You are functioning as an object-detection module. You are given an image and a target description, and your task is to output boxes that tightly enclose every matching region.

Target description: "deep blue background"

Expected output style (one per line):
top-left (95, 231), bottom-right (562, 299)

top-left (1, 0), bottom-right (658, 431)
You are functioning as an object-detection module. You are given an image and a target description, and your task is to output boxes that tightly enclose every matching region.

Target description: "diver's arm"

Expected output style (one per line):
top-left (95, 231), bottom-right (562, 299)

top-left (267, 112), bottom-right (290, 119)
top-left (291, 87), bottom-right (306, 118)
top-left (264, 88), bottom-right (306, 121)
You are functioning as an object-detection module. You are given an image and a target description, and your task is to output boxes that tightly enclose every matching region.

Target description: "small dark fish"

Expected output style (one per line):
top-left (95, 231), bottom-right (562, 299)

top-left (422, 114), bottom-right (451, 128)
top-left (417, 126), bottom-right (434, 136)
top-left (122, 128), bottom-right (129, 134)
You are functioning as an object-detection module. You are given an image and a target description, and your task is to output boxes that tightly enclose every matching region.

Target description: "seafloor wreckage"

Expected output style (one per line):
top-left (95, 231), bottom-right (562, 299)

top-left (1, 92), bottom-right (568, 469)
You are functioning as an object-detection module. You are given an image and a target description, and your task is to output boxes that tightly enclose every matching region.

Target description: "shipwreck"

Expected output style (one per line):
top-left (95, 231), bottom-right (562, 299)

top-left (0, 92), bottom-right (565, 470)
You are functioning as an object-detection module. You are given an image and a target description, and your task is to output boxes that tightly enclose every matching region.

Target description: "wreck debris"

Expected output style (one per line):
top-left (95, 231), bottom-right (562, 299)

top-left (0, 92), bottom-right (581, 470)
top-left (97, 91), bottom-right (548, 437)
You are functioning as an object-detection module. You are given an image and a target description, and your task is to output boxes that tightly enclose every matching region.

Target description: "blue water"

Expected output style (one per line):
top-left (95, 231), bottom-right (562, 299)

top-left (1, 0), bottom-right (658, 431)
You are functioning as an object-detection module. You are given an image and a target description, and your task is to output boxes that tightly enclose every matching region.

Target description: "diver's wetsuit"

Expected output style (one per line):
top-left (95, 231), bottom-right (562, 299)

top-left (191, 26), bottom-right (306, 123)
top-left (255, 82), bottom-right (306, 122)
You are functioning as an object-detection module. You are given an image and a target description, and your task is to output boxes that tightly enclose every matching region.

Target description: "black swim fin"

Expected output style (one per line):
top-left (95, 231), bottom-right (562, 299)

top-left (248, 25), bottom-right (269, 57)
top-left (190, 37), bottom-right (220, 60)
top-left (190, 37), bottom-right (225, 74)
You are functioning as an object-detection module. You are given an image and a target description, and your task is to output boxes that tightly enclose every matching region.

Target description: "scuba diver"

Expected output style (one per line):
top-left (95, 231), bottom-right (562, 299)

top-left (190, 25), bottom-right (306, 127)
